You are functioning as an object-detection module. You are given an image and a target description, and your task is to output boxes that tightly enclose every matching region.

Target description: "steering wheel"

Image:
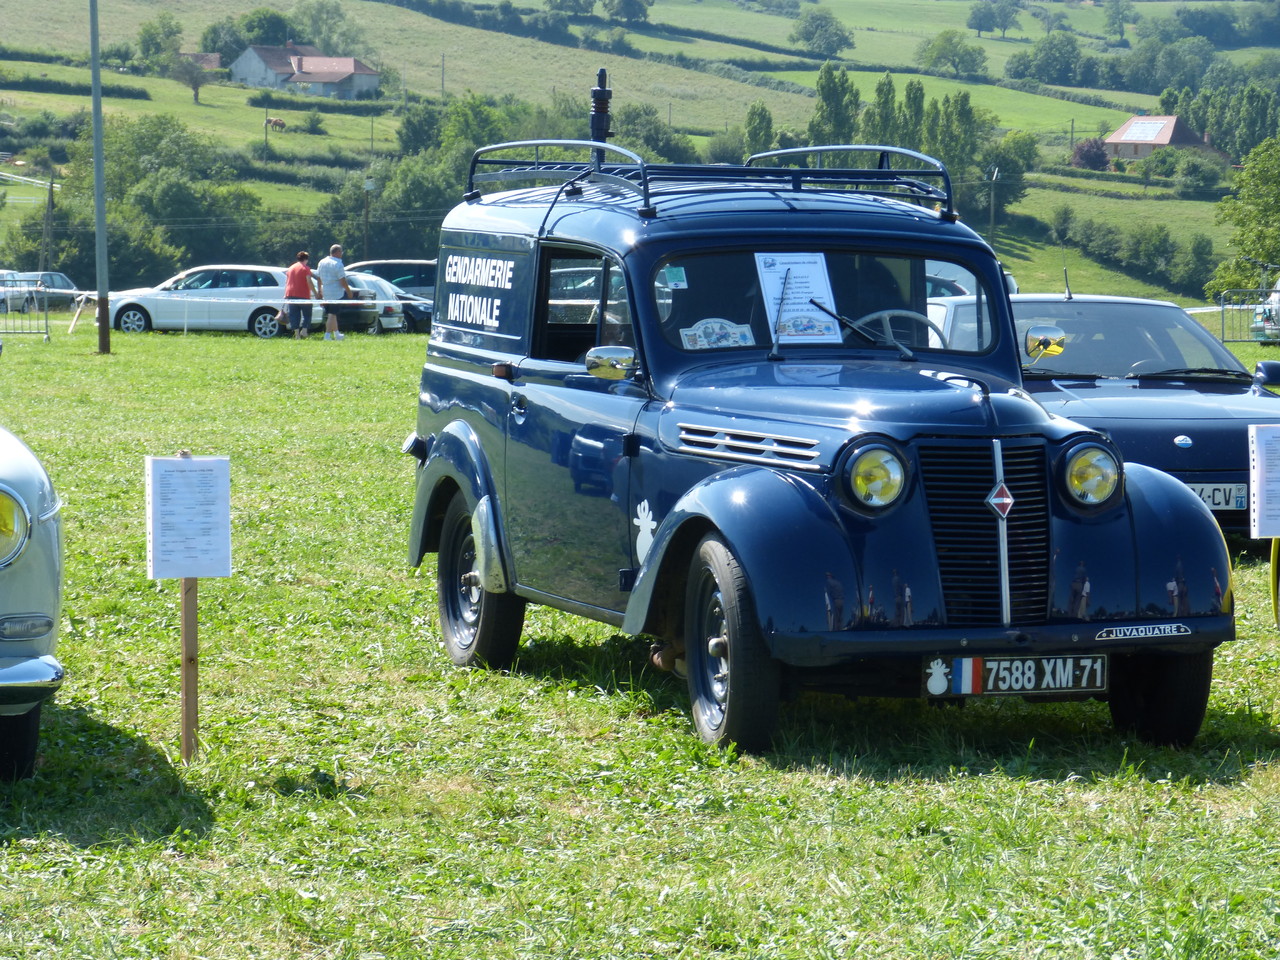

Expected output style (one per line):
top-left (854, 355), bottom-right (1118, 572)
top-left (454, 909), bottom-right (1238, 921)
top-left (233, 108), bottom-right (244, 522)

top-left (850, 308), bottom-right (948, 349)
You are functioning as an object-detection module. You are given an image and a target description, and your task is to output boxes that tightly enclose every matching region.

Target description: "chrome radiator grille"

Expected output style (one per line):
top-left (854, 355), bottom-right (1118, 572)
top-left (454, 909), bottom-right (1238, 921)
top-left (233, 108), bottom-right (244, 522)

top-left (917, 441), bottom-right (1051, 626)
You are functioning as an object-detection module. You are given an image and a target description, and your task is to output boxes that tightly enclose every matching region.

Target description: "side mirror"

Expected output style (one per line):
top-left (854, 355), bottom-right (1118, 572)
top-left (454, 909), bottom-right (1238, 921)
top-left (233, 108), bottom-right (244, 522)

top-left (1254, 360), bottom-right (1280, 390)
top-left (1024, 324), bottom-right (1066, 362)
top-left (584, 345), bottom-right (638, 381)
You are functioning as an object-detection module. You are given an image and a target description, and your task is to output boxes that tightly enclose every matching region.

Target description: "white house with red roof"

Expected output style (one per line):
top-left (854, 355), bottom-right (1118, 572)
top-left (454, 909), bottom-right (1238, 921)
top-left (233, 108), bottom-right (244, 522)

top-left (229, 41), bottom-right (380, 100)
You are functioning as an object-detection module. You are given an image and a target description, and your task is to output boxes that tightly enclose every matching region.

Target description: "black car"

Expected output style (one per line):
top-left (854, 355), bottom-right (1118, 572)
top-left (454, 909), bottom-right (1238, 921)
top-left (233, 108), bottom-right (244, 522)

top-left (403, 93), bottom-right (1233, 751)
top-left (931, 293), bottom-right (1280, 536)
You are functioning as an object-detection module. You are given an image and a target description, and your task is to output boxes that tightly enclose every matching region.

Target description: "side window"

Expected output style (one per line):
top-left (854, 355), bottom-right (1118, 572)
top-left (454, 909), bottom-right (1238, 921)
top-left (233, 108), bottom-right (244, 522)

top-left (533, 251), bottom-right (632, 362)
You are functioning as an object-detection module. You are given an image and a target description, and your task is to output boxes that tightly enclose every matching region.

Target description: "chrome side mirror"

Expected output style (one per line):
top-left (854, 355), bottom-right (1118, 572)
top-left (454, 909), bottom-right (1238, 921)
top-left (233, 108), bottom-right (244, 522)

top-left (584, 346), bottom-right (638, 380)
top-left (1024, 324), bottom-right (1066, 362)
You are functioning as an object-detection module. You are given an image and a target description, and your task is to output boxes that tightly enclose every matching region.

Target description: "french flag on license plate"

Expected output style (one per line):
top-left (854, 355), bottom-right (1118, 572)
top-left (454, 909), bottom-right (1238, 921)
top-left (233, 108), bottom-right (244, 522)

top-left (951, 657), bottom-right (983, 694)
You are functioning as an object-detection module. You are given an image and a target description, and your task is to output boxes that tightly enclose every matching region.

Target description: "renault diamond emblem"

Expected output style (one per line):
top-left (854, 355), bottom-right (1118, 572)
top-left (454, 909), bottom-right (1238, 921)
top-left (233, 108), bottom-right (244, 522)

top-left (986, 481), bottom-right (1015, 518)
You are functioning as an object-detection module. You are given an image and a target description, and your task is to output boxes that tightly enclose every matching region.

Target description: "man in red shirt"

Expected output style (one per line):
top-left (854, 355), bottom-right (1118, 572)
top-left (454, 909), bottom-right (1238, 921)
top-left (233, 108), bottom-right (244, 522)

top-left (283, 251), bottom-right (319, 339)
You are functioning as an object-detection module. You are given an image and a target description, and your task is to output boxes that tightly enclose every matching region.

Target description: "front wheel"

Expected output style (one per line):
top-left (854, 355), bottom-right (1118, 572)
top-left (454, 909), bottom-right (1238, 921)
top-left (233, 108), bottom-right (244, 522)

top-left (0, 704), bottom-right (42, 781)
top-left (250, 308), bottom-right (285, 339)
top-left (437, 493), bottom-right (525, 668)
top-left (1108, 649), bottom-right (1214, 747)
top-left (684, 533), bottom-right (780, 751)
top-left (116, 306), bottom-right (151, 333)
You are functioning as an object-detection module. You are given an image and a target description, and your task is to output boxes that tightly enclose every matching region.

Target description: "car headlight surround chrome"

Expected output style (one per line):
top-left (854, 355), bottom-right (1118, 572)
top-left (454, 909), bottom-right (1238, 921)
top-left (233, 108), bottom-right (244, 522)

top-left (1063, 443), bottom-right (1121, 507)
top-left (0, 485), bottom-right (32, 569)
top-left (845, 443), bottom-right (907, 509)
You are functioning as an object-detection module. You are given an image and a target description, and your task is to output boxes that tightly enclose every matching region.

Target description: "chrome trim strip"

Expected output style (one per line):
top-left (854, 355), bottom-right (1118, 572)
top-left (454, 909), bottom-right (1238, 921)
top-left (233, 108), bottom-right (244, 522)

top-left (676, 422), bottom-right (823, 471)
top-left (0, 655), bottom-right (64, 706)
top-left (471, 495), bottom-right (509, 593)
top-left (993, 439), bottom-right (1011, 626)
top-left (38, 495), bottom-right (63, 524)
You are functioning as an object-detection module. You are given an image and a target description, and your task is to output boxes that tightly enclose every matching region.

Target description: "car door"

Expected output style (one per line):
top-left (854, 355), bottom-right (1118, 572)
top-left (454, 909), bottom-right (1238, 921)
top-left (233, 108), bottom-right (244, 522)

top-left (156, 269), bottom-right (219, 329)
top-left (503, 248), bottom-right (648, 615)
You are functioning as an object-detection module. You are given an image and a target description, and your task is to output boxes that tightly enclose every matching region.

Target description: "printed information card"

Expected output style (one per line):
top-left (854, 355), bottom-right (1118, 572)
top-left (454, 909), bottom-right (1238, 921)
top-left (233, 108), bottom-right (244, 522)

top-left (145, 455), bottom-right (232, 579)
top-left (1248, 424), bottom-right (1280, 538)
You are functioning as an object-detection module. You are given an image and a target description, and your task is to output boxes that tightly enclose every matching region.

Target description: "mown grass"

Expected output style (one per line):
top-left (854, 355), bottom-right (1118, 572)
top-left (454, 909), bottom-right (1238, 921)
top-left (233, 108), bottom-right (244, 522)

top-left (0, 320), bottom-right (1278, 957)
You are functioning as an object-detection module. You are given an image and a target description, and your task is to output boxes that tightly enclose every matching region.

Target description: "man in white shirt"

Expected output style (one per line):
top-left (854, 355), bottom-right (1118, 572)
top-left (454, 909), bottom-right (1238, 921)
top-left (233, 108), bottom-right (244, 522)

top-left (315, 244), bottom-right (354, 341)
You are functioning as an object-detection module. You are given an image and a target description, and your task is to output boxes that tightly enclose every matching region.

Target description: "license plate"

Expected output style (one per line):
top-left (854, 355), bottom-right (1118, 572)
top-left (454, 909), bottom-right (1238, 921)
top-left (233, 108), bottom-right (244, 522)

top-left (924, 655), bottom-right (1107, 697)
top-left (1186, 482), bottom-right (1247, 512)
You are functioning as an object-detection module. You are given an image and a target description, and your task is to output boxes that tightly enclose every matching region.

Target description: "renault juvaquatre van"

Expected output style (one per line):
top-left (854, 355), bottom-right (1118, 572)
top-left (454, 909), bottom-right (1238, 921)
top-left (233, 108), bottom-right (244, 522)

top-left (403, 126), bottom-right (1234, 750)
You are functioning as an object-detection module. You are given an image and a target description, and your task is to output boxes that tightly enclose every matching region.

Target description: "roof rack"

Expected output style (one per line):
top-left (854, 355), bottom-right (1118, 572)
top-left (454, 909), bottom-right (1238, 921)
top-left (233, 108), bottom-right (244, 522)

top-left (465, 140), bottom-right (957, 221)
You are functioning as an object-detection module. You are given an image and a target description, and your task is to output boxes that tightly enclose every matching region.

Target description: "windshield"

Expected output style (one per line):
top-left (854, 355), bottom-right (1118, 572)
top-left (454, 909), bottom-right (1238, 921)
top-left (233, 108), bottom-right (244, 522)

top-left (1010, 299), bottom-right (1247, 378)
top-left (653, 251), bottom-right (997, 356)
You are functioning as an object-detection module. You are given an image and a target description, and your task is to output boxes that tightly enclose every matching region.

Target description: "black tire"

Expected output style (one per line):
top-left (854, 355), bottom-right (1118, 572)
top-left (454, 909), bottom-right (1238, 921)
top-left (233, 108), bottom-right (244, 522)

top-left (437, 493), bottom-right (525, 668)
top-left (1108, 649), bottom-right (1214, 747)
top-left (0, 704), bottom-right (42, 781)
top-left (117, 306), bottom-right (151, 333)
top-left (684, 533), bottom-right (780, 750)
top-left (250, 309), bottom-right (285, 339)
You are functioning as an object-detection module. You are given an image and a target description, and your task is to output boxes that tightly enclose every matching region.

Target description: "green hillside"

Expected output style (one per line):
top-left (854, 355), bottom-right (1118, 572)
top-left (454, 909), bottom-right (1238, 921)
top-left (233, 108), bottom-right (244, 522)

top-left (1, 0), bottom-right (1272, 303)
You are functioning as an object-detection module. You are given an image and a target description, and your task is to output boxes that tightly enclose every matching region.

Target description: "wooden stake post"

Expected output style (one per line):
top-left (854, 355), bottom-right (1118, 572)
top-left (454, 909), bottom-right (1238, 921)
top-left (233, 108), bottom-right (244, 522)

top-left (145, 454), bottom-right (232, 764)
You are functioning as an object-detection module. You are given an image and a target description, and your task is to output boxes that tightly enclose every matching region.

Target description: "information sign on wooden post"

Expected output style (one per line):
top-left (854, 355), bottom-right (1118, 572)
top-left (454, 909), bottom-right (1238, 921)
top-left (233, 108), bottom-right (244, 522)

top-left (145, 453), bottom-right (232, 763)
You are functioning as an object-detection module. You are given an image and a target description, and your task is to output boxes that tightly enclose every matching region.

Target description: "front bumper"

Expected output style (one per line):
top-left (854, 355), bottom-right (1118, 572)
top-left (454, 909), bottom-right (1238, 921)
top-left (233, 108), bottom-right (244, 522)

top-left (0, 655), bottom-right (65, 711)
top-left (771, 613), bottom-right (1234, 668)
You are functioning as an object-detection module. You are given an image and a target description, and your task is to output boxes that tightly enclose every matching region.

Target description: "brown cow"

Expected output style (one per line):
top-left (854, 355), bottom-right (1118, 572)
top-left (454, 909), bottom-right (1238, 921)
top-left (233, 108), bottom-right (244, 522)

top-left (264, 117), bottom-right (286, 131)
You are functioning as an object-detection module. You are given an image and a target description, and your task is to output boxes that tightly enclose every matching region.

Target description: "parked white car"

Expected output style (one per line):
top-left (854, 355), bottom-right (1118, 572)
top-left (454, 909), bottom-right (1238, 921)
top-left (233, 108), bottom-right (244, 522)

top-left (0, 425), bottom-right (64, 780)
top-left (109, 265), bottom-right (321, 338)
top-left (343, 272), bottom-right (406, 333)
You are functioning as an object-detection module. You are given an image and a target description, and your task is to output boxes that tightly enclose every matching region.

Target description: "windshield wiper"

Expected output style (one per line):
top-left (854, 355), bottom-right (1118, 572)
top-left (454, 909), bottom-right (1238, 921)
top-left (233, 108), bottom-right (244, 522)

top-left (808, 299), bottom-right (915, 360)
top-left (1124, 367), bottom-right (1253, 381)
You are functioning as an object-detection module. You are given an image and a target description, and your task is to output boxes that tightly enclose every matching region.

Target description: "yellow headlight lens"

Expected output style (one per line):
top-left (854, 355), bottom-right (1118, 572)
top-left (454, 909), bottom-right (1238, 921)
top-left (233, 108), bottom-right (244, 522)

top-left (849, 448), bottom-right (905, 508)
top-left (1066, 446), bottom-right (1119, 505)
top-left (0, 491), bottom-right (30, 567)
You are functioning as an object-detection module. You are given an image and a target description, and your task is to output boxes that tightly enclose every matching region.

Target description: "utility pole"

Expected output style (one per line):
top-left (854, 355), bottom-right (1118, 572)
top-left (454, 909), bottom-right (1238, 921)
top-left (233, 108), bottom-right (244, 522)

top-left (988, 166), bottom-right (999, 246)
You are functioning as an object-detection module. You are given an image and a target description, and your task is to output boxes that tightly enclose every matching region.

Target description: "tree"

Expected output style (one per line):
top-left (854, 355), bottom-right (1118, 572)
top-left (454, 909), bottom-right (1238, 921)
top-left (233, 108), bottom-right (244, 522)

top-left (168, 57), bottom-right (208, 104)
top-left (613, 104), bottom-right (698, 163)
top-left (789, 9), bottom-right (854, 59)
top-left (1211, 138), bottom-right (1280, 296)
top-left (600, 0), bottom-right (652, 23)
top-left (992, 0), bottom-right (1021, 38)
top-left (807, 63), bottom-right (860, 145)
top-left (545, 0), bottom-right (595, 13)
top-left (291, 0), bottom-right (366, 56)
top-left (240, 8), bottom-right (293, 46)
top-left (1071, 137), bottom-right (1109, 171)
top-left (200, 17), bottom-right (247, 66)
top-left (916, 29), bottom-right (987, 80)
top-left (398, 102), bottom-right (442, 155)
top-left (744, 101), bottom-right (774, 156)
top-left (704, 129), bottom-right (746, 164)
top-left (1105, 0), bottom-right (1137, 42)
top-left (137, 10), bottom-right (183, 69)
top-left (858, 73), bottom-right (898, 146)
top-left (967, 2), bottom-right (996, 38)
top-left (1032, 8), bottom-right (1068, 35)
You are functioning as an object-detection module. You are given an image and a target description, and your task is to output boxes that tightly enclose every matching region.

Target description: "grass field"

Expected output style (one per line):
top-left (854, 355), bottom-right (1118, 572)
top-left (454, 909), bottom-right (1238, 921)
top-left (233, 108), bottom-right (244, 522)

top-left (0, 320), bottom-right (1278, 957)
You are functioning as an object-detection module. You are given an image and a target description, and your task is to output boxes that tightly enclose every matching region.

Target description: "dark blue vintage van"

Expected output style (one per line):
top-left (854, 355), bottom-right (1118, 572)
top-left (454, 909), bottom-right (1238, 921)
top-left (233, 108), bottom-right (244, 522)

top-left (405, 126), bottom-right (1234, 750)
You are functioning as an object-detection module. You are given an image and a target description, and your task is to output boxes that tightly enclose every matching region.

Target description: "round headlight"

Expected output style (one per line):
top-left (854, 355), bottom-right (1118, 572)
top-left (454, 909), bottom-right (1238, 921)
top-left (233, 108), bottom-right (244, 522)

top-left (848, 447), bottom-right (906, 508)
top-left (1065, 445), bottom-right (1119, 505)
top-left (0, 489), bottom-right (31, 568)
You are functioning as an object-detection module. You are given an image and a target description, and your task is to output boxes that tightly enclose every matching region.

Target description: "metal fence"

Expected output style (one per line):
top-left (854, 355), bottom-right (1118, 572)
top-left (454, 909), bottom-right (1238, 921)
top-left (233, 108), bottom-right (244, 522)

top-left (0, 280), bottom-right (51, 342)
top-left (1194, 288), bottom-right (1274, 343)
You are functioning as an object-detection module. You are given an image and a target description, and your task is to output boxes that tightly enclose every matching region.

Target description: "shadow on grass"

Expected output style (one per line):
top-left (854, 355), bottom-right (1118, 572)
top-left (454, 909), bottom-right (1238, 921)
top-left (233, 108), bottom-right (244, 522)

top-left (0, 704), bottom-right (212, 847)
top-left (507, 631), bottom-right (1280, 788)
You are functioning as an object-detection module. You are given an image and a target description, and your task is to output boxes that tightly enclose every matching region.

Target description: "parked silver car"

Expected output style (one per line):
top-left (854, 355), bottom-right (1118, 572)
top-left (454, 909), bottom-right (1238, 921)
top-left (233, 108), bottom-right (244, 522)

top-left (109, 264), bottom-right (321, 338)
top-left (0, 425), bottom-right (64, 780)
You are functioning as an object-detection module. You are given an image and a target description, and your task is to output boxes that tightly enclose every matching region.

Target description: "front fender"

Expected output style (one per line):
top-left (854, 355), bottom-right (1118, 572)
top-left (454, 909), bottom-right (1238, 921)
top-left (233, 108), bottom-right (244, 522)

top-left (406, 421), bottom-right (501, 575)
top-left (623, 467), bottom-right (860, 648)
top-left (1121, 462), bottom-right (1233, 619)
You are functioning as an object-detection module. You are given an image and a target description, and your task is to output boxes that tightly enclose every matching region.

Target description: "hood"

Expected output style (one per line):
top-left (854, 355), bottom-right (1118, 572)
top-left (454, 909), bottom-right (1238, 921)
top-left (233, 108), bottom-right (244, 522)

top-left (667, 359), bottom-right (1055, 439)
top-left (1028, 379), bottom-right (1280, 472)
top-left (108, 286), bottom-right (156, 301)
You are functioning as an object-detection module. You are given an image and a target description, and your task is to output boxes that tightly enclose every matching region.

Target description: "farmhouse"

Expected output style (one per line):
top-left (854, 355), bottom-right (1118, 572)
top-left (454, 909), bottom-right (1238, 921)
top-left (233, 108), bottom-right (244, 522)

top-left (1104, 115), bottom-right (1204, 161)
top-left (229, 41), bottom-right (380, 100)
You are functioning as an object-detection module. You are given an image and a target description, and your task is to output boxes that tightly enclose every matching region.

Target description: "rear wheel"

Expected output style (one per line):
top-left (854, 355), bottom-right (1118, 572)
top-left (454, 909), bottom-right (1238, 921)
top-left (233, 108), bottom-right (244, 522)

top-left (1108, 649), bottom-right (1214, 747)
top-left (250, 308), bottom-right (284, 339)
top-left (684, 533), bottom-right (780, 750)
top-left (0, 704), bottom-right (42, 781)
top-left (117, 306), bottom-right (151, 333)
top-left (437, 493), bottom-right (525, 668)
